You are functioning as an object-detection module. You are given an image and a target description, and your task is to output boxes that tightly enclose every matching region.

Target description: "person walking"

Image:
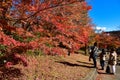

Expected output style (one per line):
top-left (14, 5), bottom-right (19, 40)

top-left (89, 42), bottom-right (99, 68)
top-left (108, 48), bottom-right (117, 75)
top-left (99, 49), bottom-right (106, 70)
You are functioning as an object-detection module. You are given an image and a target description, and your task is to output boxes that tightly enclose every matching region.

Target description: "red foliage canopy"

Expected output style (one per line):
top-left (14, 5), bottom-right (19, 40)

top-left (0, 0), bottom-right (93, 67)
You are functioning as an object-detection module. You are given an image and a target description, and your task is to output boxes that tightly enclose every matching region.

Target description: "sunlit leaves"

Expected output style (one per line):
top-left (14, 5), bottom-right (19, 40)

top-left (0, 0), bottom-right (94, 67)
top-left (95, 32), bottom-right (120, 49)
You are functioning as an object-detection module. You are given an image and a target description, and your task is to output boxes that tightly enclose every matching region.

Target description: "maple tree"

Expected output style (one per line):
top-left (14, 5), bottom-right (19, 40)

top-left (94, 32), bottom-right (120, 50)
top-left (0, 0), bottom-right (93, 67)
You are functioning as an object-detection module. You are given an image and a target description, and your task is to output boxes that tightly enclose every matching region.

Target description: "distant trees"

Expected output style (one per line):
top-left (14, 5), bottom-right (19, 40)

top-left (94, 32), bottom-right (120, 50)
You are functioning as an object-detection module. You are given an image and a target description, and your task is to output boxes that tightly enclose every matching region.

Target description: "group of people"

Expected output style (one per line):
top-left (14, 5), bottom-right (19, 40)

top-left (89, 42), bottom-right (117, 75)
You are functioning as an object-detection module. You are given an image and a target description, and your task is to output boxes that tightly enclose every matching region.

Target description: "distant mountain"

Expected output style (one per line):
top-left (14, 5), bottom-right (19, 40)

top-left (105, 30), bottom-right (120, 39)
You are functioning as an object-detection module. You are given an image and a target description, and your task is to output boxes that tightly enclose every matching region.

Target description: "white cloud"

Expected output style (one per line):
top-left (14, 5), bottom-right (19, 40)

top-left (96, 26), bottom-right (106, 31)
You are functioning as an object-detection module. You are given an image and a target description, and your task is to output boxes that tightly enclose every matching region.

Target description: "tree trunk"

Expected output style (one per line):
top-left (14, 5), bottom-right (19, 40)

top-left (85, 43), bottom-right (88, 55)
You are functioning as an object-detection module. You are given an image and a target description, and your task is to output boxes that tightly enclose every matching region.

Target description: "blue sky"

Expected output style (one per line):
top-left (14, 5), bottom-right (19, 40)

top-left (87, 0), bottom-right (120, 31)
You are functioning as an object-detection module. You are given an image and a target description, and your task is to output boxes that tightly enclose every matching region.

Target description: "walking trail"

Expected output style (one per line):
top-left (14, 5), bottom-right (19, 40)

top-left (96, 63), bottom-right (116, 80)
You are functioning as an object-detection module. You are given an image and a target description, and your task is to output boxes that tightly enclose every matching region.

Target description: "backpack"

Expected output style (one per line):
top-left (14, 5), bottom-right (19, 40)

top-left (90, 46), bottom-right (98, 58)
top-left (108, 53), bottom-right (116, 65)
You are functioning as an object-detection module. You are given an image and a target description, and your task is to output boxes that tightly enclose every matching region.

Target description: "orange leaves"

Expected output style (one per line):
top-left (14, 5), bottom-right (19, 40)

top-left (81, 1), bottom-right (92, 11)
top-left (0, 0), bottom-right (12, 7)
top-left (0, 0), bottom-right (93, 57)
top-left (95, 32), bottom-right (120, 49)
top-left (87, 6), bottom-right (92, 10)
top-left (0, 32), bottom-right (19, 46)
top-left (29, 6), bottom-right (38, 12)
top-left (30, 6), bottom-right (37, 11)
top-left (15, 27), bottom-right (34, 39)
top-left (78, 26), bottom-right (93, 44)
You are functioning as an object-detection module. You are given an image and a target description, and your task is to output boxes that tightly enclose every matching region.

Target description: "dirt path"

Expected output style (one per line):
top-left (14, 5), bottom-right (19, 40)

top-left (96, 61), bottom-right (116, 80)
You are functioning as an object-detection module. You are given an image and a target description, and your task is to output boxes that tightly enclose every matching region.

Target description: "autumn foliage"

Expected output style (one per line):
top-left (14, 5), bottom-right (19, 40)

top-left (94, 32), bottom-right (120, 50)
top-left (0, 0), bottom-right (94, 67)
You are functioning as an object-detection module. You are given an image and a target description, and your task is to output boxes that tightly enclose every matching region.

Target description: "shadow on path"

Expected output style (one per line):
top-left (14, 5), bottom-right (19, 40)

top-left (77, 60), bottom-right (93, 65)
top-left (56, 61), bottom-right (94, 68)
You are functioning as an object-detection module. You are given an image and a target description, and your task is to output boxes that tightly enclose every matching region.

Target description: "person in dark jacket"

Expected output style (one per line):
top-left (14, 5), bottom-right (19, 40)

top-left (99, 49), bottom-right (106, 70)
top-left (89, 42), bottom-right (99, 68)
